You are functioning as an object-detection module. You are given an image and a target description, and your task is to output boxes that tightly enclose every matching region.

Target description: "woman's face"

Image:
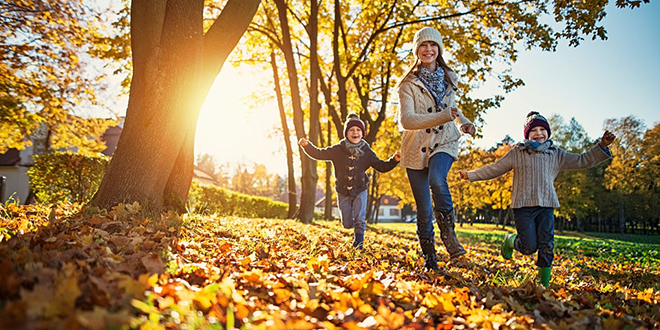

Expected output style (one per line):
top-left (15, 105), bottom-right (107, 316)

top-left (528, 126), bottom-right (548, 143)
top-left (417, 41), bottom-right (439, 70)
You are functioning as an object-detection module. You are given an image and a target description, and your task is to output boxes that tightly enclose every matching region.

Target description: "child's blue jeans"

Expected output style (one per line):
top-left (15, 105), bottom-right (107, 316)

top-left (512, 206), bottom-right (555, 267)
top-left (337, 189), bottom-right (367, 248)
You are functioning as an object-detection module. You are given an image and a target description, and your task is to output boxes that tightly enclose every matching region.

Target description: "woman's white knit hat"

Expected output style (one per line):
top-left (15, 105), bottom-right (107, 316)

top-left (413, 27), bottom-right (444, 57)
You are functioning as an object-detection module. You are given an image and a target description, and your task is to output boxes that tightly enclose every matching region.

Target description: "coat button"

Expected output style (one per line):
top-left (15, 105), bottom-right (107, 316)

top-left (421, 147), bottom-right (426, 152)
top-left (438, 125), bottom-right (443, 130)
top-left (426, 128), bottom-right (431, 133)
top-left (427, 107), bottom-right (432, 113)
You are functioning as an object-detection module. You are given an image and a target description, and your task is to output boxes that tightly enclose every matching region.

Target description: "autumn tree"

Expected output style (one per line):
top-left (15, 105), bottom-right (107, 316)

top-left (549, 114), bottom-right (601, 231)
top-left (92, 1), bottom-right (261, 210)
top-left (603, 116), bottom-right (646, 233)
top-left (0, 0), bottom-right (116, 154)
top-left (637, 124), bottom-right (660, 233)
top-left (241, 0), bottom-right (651, 223)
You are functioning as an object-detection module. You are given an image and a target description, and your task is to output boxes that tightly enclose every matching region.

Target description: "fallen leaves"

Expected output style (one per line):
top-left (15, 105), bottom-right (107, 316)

top-left (0, 202), bottom-right (658, 329)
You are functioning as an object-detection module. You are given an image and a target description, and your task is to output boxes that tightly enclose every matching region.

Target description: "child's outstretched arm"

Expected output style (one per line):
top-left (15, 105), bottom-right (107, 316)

top-left (393, 150), bottom-right (401, 162)
top-left (458, 170), bottom-right (469, 180)
top-left (599, 130), bottom-right (616, 148)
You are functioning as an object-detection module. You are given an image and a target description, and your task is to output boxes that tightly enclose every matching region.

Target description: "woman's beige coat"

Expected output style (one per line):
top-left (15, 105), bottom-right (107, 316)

top-left (396, 70), bottom-right (472, 170)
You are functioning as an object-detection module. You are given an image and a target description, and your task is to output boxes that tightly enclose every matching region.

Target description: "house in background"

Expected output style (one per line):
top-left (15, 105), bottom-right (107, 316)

top-left (377, 195), bottom-right (401, 222)
top-left (193, 167), bottom-right (220, 186)
top-left (0, 117), bottom-right (224, 204)
top-left (0, 148), bottom-right (32, 203)
top-left (314, 193), bottom-right (402, 222)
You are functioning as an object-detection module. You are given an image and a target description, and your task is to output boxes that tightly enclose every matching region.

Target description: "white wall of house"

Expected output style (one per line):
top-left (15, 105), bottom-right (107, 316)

top-left (315, 198), bottom-right (402, 222)
top-left (0, 147), bottom-right (33, 204)
top-left (378, 204), bottom-right (401, 222)
top-left (314, 205), bottom-right (341, 219)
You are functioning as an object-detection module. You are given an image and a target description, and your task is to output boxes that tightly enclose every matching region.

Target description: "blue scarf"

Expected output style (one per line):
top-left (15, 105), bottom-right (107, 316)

top-left (417, 66), bottom-right (448, 107)
top-left (519, 139), bottom-right (554, 153)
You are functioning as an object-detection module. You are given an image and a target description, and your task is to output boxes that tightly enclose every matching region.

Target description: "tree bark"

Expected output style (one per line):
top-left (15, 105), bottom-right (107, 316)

top-left (93, 0), bottom-right (261, 210)
top-left (273, 0), bottom-right (317, 224)
top-left (270, 51), bottom-right (298, 218)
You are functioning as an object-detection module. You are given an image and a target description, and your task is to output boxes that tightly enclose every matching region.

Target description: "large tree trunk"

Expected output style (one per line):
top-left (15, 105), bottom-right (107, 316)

top-left (324, 120), bottom-right (333, 220)
top-left (273, 0), bottom-right (317, 224)
top-left (93, 0), bottom-right (261, 210)
top-left (270, 51), bottom-right (298, 218)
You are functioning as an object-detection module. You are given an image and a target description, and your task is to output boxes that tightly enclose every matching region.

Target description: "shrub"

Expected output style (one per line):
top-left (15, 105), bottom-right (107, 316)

top-left (28, 151), bottom-right (108, 204)
top-left (188, 181), bottom-right (289, 219)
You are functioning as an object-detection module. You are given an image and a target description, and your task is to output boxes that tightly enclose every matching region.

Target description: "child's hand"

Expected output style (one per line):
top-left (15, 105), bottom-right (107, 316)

top-left (460, 123), bottom-right (476, 136)
top-left (599, 130), bottom-right (616, 148)
top-left (393, 150), bottom-right (401, 162)
top-left (451, 107), bottom-right (459, 120)
top-left (298, 138), bottom-right (308, 147)
top-left (458, 170), bottom-right (469, 180)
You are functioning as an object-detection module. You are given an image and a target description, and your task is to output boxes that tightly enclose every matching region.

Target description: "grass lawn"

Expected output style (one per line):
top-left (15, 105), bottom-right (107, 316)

top-left (374, 221), bottom-right (660, 270)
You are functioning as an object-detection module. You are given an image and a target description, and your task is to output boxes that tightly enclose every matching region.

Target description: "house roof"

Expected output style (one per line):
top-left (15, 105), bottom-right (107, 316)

top-left (315, 195), bottom-right (338, 207)
top-left (314, 194), bottom-right (400, 208)
top-left (380, 195), bottom-right (399, 206)
top-left (0, 149), bottom-right (21, 166)
top-left (101, 125), bottom-right (123, 156)
top-left (193, 166), bottom-right (220, 185)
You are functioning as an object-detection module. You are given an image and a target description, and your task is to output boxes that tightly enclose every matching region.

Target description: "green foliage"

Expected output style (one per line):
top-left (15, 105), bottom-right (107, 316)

top-left (188, 181), bottom-right (288, 219)
top-left (27, 152), bottom-right (109, 204)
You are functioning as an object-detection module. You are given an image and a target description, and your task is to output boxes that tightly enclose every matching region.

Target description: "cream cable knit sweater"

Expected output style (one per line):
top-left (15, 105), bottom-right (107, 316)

top-left (397, 71), bottom-right (472, 170)
top-left (466, 143), bottom-right (612, 208)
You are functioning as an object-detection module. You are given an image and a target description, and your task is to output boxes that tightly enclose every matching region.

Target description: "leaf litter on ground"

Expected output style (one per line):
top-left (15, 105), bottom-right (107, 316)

top-left (0, 202), bottom-right (658, 329)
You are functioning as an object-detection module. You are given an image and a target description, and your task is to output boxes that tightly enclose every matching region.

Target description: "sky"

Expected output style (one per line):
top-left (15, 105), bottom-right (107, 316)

top-left (194, 2), bottom-right (660, 176)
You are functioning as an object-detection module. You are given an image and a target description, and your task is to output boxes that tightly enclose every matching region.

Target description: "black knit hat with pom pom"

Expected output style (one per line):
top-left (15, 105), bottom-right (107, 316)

top-left (523, 111), bottom-right (551, 139)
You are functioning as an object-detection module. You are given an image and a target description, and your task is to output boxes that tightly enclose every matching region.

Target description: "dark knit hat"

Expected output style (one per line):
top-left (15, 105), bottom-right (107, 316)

top-left (344, 113), bottom-right (365, 137)
top-left (523, 111), bottom-right (551, 139)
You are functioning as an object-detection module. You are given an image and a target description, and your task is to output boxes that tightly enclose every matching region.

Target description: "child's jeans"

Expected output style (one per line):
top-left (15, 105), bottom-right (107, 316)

top-left (512, 206), bottom-right (555, 267)
top-left (337, 189), bottom-right (367, 248)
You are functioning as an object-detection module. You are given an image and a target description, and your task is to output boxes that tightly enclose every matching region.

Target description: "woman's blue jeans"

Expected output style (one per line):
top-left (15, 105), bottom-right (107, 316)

top-left (406, 152), bottom-right (454, 240)
top-left (337, 189), bottom-right (367, 248)
top-left (512, 206), bottom-right (555, 267)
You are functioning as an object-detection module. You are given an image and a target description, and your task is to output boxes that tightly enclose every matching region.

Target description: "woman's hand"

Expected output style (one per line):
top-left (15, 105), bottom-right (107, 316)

top-left (451, 107), bottom-right (459, 120)
top-left (460, 124), bottom-right (476, 136)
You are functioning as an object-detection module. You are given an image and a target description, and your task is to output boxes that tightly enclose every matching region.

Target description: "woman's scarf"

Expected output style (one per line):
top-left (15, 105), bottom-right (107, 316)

top-left (519, 139), bottom-right (554, 153)
top-left (417, 66), bottom-right (449, 107)
top-left (344, 139), bottom-right (367, 158)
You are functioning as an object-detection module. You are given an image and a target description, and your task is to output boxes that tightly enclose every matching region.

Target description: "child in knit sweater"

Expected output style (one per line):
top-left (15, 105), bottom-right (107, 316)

top-left (299, 113), bottom-right (401, 249)
top-left (457, 111), bottom-right (615, 287)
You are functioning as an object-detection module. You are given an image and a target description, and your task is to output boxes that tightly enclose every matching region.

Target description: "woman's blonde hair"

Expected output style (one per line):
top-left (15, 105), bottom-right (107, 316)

top-left (395, 50), bottom-right (457, 90)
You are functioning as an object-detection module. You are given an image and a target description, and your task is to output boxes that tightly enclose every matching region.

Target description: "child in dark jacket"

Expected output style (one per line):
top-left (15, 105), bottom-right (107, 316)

top-left (299, 113), bottom-right (401, 249)
top-left (458, 111), bottom-right (615, 287)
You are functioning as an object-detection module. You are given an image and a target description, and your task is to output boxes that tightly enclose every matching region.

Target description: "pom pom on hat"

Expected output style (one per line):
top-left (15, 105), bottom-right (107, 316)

top-left (344, 113), bottom-right (365, 137)
top-left (413, 27), bottom-right (444, 57)
top-left (523, 111), bottom-right (551, 139)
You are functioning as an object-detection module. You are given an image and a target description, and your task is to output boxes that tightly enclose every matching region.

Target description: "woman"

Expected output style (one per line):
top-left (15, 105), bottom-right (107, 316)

top-left (396, 26), bottom-right (476, 271)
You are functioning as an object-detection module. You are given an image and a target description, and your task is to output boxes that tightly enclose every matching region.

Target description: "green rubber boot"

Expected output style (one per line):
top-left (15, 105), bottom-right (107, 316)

top-left (539, 267), bottom-right (551, 287)
top-left (501, 232), bottom-right (517, 260)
